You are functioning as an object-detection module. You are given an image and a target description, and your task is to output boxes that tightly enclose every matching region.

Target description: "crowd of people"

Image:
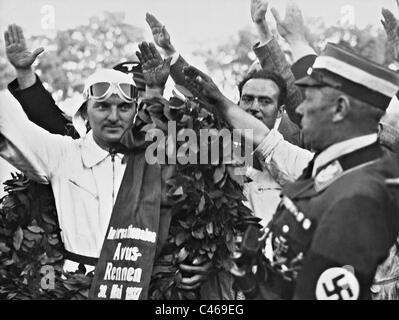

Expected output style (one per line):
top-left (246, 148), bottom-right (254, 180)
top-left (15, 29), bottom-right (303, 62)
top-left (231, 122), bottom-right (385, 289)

top-left (1, 0), bottom-right (399, 300)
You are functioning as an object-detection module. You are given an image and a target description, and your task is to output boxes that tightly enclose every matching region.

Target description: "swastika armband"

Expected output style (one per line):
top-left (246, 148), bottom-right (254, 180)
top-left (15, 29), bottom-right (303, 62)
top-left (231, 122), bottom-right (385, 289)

top-left (315, 267), bottom-right (360, 300)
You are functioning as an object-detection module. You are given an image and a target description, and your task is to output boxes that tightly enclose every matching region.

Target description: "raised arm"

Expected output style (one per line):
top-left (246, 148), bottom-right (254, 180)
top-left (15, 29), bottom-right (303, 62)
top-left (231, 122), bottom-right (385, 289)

top-left (250, 0), bottom-right (272, 44)
top-left (0, 91), bottom-right (74, 183)
top-left (4, 24), bottom-right (76, 137)
top-left (145, 13), bottom-right (189, 86)
top-left (270, 0), bottom-right (315, 62)
top-left (250, 0), bottom-right (313, 126)
top-left (183, 65), bottom-right (313, 181)
top-left (4, 24), bottom-right (43, 89)
top-left (136, 41), bottom-right (172, 99)
top-left (381, 1), bottom-right (399, 64)
top-left (184, 65), bottom-right (270, 146)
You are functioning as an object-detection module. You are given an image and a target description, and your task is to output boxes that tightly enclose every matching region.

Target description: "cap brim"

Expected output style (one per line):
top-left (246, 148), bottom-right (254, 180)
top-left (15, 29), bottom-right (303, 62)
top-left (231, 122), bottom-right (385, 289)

top-left (295, 75), bottom-right (326, 87)
top-left (291, 55), bottom-right (317, 80)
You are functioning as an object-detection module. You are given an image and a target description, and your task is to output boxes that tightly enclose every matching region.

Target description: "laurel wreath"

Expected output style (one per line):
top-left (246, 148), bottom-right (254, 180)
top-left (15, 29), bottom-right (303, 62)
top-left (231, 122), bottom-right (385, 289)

top-left (0, 88), bottom-right (259, 300)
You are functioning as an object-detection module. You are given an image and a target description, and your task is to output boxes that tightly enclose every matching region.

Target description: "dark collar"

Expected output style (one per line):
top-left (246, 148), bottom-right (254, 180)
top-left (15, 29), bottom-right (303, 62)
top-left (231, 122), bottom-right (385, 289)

top-left (284, 142), bottom-right (384, 199)
top-left (316, 142), bottom-right (383, 176)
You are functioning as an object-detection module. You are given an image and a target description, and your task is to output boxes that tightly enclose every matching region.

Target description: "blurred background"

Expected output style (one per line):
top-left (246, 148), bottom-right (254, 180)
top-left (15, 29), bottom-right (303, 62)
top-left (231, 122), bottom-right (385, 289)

top-left (1, 0), bottom-right (399, 193)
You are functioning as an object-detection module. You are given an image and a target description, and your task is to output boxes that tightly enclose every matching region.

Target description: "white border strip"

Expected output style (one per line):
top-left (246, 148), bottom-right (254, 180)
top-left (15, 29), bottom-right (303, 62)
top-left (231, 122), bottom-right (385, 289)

top-left (312, 56), bottom-right (398, 97)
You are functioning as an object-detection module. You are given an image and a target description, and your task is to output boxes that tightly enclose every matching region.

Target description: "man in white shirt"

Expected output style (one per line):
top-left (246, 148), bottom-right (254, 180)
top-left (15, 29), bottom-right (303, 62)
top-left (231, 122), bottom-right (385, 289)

top-left (0, 58), bottom-right (172, 278)
top-left (237, 69), bottom-right (307, 226)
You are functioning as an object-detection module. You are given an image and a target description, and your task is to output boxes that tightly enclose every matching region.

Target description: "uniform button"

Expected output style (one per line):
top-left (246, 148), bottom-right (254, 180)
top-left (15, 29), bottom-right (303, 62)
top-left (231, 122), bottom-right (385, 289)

top-left (282, 225), bottom-right (290, 233)
top-left (296, 212), bottom-right (304, 223)
top-left (302, 219), bottom-right (312, 230)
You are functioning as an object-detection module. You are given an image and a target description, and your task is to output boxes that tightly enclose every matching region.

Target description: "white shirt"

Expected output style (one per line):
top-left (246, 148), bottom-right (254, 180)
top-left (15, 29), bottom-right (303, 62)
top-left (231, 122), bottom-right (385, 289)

top-left (244, 123), bottom-right (314, 227)
top-left (0, 91), bottom-right (126, 259)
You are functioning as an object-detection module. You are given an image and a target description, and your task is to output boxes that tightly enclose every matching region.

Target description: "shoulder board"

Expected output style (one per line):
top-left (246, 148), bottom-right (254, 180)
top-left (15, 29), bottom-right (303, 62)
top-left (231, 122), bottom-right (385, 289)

top-left (385, 178), bottom-right (399, 186)
top-left (314, 160), bottom-right (343, 192)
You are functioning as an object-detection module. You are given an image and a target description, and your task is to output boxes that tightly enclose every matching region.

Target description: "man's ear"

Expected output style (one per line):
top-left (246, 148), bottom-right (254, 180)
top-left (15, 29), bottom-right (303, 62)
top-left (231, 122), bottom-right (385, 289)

top-left (278, 104), bottom-right (285, 117)
top-left (332, 95), bottom-right (350, 122)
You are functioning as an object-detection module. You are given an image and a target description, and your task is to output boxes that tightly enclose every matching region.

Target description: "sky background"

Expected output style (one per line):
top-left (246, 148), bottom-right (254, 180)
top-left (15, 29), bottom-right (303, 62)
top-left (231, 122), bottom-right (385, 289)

top-left (1, 0), bottom-right (399, 191)
top-left (0, 0), bottom-right (398, 53)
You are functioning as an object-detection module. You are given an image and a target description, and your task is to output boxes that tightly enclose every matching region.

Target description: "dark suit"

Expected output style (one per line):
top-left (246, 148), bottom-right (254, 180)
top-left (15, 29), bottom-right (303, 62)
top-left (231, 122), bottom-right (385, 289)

top-left (8, 76), bottom-right (78, 138)
top-left (253, 38), bottom-right (306, 127)
top-left (278, 113), bottom-right (303, 147)
top-left (248, 144), bottom-right (399, 300)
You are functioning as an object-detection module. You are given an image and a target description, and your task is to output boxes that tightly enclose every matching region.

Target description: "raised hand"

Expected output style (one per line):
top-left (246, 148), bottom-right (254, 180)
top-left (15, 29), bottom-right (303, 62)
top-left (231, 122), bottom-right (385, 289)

top-left (271, 0), bottom-right (306, 44)
top-left (183, 65), bottom-right (224, 103)
top-left (136, 42), bottom-right (172, 89)
top-left (381, 5), bottom-right (399, 61)
top-left (145, 13), bottom-right (175, 55)
top-left (250, 0), bottom-right (272, 42)
top-left (4, 24), bottom-right (44, 70)
top-left (382, 8), bottom-right (399, 41)
top-left (251, 0), bottom-right (268, 23)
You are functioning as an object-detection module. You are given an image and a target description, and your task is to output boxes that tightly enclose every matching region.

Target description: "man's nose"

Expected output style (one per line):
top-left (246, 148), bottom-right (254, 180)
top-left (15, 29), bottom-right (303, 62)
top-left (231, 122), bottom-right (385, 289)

top-left (249, 98), bottom-right (261, 111)
top-left (107, 105), bottom-right (119, 122)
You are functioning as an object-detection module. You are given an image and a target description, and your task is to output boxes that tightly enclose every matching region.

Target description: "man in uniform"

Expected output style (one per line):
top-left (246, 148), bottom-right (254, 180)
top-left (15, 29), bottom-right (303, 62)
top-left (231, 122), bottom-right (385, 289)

top-left (241, 43), bottom-right (399, 300)
top-left (183, 43), bottom-right (399, 300)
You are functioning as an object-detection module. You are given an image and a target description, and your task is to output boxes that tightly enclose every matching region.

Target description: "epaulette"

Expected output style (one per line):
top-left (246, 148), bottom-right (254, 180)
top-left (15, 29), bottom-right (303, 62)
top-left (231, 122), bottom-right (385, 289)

top-left (385, 178), bottom-right (399, 186)
top-left (314, 160), bottom-right (343, 192)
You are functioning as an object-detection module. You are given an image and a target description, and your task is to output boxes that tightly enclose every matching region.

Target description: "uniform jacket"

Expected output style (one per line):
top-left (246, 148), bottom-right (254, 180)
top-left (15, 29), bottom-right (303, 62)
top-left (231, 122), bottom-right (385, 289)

top-left (253, 140), bottom-right (399, 300)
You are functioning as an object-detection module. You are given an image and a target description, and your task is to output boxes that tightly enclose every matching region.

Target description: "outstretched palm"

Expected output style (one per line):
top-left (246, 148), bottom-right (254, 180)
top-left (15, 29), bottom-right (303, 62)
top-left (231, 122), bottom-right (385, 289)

top-left (136, 42), bottom-right (171, 88)
top-left (183, 65), bottom-right (224, 103)
top-left (271, 0), bottom-right (306, 43)
top-left (382, 9), bottom-right (399, 41)
top-left (381, 3), bottom-right (399, 60)
top-left (251, 0), bottom-right (268, 23)
top-left (4, 24), bottom-right (44, 70)
top-left (145, 13), bottom-right (173, 50)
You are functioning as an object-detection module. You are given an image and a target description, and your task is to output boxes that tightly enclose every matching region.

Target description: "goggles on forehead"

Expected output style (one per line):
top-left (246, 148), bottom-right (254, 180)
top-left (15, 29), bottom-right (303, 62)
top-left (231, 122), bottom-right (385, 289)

top-left (84, 81), bottom-right (138, 103)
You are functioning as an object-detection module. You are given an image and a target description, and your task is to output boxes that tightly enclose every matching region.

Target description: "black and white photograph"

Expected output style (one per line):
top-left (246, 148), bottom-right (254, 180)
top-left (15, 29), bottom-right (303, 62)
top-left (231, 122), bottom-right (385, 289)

top-left (0, 0), bottom-right (399, 304)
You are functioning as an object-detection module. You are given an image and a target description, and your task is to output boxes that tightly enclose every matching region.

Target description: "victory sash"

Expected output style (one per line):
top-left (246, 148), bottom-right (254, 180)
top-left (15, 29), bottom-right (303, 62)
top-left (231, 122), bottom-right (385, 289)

top-left (89, 151), bottom-right (162, 300)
